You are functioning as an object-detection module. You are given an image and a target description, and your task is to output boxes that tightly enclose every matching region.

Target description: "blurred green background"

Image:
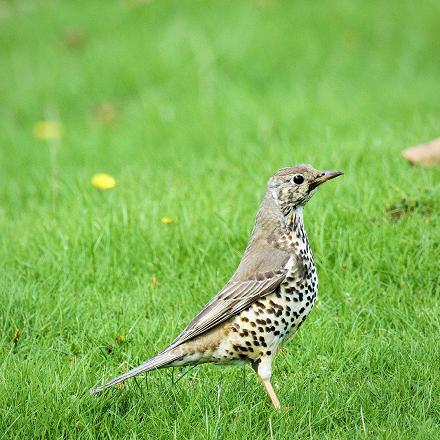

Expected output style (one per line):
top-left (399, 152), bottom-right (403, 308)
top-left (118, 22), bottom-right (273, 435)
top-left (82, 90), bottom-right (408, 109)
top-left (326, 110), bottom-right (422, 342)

top-left (1, 0), bottom-right (439, 438)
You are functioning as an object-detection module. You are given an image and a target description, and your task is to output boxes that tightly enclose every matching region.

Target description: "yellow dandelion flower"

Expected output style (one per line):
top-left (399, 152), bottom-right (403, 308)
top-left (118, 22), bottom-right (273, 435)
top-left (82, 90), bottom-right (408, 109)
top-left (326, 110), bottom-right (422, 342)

top-left (161, 216), bottom-right (174, 224)
top-left (33, 121), bottom-right (62, 140)
top-left (12, 328), bottom-right (20, 345)
top-left (115, 335), bottom-right (125, 343)
top-left (91, 173), bottom-right (116, 190)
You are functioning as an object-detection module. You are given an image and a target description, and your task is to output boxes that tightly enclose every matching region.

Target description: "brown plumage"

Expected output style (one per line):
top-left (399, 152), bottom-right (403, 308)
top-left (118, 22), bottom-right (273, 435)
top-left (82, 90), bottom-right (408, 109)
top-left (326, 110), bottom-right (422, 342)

top-left (91, 164), bottom-right (343, 409)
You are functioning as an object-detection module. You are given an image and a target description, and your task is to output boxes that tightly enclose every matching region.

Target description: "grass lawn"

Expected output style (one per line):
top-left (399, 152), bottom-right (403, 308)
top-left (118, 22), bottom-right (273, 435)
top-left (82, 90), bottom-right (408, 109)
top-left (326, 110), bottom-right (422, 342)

top-left (1, 0), bottom-right (440, 438)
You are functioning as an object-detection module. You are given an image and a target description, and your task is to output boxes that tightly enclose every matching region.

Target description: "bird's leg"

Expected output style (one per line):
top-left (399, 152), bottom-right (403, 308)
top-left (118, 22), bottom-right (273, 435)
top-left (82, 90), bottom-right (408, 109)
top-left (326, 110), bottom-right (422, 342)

top-left (262, 377), bottom-right (281, 410)
top-left (252, 357), bottom-right (281, 410)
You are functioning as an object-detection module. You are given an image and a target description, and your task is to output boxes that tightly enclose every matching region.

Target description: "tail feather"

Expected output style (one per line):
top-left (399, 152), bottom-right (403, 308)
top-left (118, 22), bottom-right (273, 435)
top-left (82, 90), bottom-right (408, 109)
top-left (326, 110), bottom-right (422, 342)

top-left (90, 349), bottom-right (183, 395)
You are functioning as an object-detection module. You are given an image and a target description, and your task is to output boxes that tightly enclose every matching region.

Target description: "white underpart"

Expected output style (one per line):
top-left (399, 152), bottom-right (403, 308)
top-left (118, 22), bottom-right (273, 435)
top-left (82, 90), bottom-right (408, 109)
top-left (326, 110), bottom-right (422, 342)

top-left (257, 355), bottom-right (273, 380)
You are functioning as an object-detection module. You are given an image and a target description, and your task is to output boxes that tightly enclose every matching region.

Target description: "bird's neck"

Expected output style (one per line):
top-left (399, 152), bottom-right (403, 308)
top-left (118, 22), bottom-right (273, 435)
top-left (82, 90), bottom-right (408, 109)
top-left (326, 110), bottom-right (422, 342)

top-left (285, 206), bottom-right (304, 230)
top-left (284, 206), bottom-right (309, 247)
top-left (252, 192), bottom-right (308, 252)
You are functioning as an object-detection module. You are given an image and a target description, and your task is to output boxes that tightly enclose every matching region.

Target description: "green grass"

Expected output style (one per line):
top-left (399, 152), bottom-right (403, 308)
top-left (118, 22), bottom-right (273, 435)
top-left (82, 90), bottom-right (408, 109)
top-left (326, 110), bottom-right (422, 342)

top-left (1, 0), bottom-right (440, 438)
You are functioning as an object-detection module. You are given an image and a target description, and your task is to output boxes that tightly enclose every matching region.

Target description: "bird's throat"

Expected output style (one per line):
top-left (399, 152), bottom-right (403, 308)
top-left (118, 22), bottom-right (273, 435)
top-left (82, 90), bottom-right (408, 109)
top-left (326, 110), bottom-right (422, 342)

top-left (287, 206), bottom-right (304, 230)
top-left (282, 206), bottom-right (310, 252)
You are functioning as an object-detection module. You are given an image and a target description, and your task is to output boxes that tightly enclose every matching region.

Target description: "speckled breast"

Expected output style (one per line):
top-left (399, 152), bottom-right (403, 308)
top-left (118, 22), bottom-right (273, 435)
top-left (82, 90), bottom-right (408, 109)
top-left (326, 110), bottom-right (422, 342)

top-left (212, 225), bottom-right (318, 364)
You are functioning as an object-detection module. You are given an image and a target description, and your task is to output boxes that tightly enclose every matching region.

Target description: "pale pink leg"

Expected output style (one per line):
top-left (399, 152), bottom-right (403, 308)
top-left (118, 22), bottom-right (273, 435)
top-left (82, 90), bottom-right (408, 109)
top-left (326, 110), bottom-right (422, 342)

top-left (253, 356), bottom-right (281, 410)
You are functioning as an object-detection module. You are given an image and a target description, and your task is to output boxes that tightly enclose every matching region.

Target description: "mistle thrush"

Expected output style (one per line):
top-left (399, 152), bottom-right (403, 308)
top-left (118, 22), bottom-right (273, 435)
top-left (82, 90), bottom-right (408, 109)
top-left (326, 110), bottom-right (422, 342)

top-left (91, 164), bottom-right (343, 409)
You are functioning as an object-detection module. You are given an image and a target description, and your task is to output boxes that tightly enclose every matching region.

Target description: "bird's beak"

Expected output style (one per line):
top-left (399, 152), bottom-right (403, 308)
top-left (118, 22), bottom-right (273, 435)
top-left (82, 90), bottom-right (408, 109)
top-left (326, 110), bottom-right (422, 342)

top-left (309, 170), bottom-right (343, 191)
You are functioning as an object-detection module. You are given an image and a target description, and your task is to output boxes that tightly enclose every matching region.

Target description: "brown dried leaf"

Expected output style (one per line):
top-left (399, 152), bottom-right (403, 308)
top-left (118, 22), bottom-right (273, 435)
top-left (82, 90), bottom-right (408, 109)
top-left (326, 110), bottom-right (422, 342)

top-left (94, 102), bottom-right (117, 124)
top-left (402, 138), bottom-right (440, 166)
top-left (63, 28), bottom-right (87, 50)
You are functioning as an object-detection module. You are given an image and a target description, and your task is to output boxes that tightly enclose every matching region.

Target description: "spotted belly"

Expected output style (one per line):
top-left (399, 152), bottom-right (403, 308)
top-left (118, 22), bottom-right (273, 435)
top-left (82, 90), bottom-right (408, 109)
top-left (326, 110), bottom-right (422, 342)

top-left (194, 270), bottom-right (317, 366)
top-left (170, 254), bottom-right (318, 368)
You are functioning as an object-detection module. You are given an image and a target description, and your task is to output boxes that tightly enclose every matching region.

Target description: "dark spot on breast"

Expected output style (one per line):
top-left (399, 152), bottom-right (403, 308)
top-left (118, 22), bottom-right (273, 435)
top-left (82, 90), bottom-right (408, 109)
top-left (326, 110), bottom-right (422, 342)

top-left (269, 300), bottom-right (283, 309)
top-left (245, 341), bottom-right (252, 346)
top-left (297, 316), bottom-right (308, 330)
top-left (266, 351), bottom-right (272, 355)
top-left (258, 327), bottom-right (264, 332)
top-left (255, 301), bottom-right (266, 309)
top-left (241, 317), bottom-right (249, 322)
top-left (239, 354), bottom-right (247, 360)
top-left (256, 319), bottom-right (266, 325)
top-left (274, 331), bottom-right (280, 336)
top-left (259, 336), bottom-right (265, 342)
top-left (299, 307), bottom-right (305, 314)
top-left (250, 321), bottom-right (256, 327)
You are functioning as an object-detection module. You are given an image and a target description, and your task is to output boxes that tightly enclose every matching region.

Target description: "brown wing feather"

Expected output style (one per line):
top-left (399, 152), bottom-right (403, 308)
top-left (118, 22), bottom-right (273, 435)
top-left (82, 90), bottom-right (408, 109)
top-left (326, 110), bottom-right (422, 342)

top-left (168, 247), bottom-right (291, 349)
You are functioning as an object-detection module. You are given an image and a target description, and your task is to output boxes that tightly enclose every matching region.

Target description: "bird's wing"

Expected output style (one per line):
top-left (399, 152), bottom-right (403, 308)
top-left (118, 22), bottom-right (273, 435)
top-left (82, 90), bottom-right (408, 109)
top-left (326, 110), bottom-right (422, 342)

top-left (168, 248), bottom-right (291, 349)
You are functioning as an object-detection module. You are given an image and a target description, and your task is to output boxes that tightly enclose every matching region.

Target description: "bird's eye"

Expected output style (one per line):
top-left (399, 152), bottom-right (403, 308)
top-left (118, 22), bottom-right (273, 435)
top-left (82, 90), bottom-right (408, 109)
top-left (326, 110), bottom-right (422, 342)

top-left (293, 175), bottom-right (304, 184)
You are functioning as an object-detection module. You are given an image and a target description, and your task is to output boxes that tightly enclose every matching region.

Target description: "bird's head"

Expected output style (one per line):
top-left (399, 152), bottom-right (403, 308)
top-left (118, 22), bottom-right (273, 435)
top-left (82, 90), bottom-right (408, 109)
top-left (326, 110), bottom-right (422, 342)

top-left (268, 164), bottom-right (343, 215)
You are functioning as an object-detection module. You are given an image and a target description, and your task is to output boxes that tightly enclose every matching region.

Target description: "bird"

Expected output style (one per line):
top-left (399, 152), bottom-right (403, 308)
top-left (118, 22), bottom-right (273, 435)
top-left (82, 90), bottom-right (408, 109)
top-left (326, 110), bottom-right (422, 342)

top-left (91, 164), bottom-right (343, 409)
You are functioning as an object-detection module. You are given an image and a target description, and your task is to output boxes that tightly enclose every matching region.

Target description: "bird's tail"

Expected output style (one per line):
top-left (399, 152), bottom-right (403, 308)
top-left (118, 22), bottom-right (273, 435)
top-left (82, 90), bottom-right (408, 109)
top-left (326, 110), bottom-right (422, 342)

top-left (90, 348), bottom-right (183, 395)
